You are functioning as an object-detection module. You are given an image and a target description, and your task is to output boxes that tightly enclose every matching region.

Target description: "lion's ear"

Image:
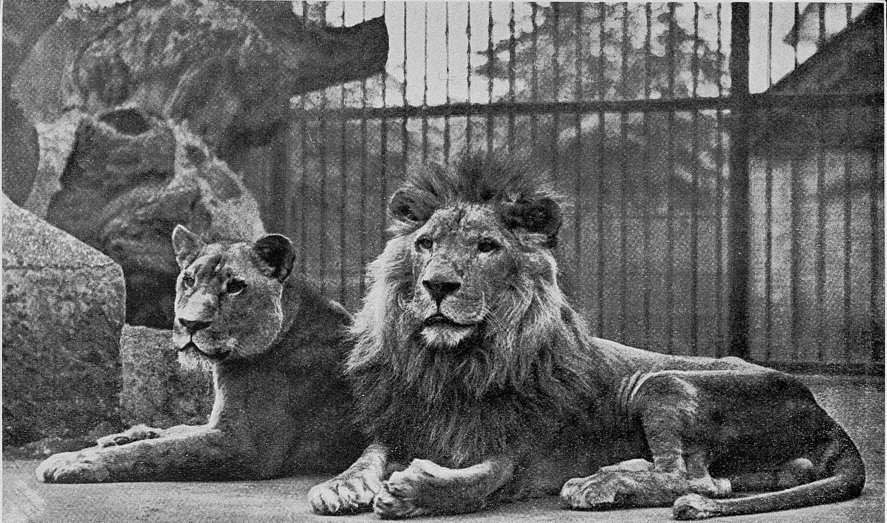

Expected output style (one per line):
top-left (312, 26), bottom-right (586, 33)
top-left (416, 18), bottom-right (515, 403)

top-left (389, 188), bottom-right (432, 224)
top-left (171, 225), bottom-right (205, 269)
top-left (501, 197), bottom-right (562, 244)
top-left (252, 234), bottom-right (295, 282)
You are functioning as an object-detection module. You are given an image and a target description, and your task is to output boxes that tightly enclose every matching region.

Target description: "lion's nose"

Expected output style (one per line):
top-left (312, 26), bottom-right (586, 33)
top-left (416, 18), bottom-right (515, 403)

top-left (178, 318), bottom-right (212, 334)
top-left (423, 280), bottom-right (461, 304)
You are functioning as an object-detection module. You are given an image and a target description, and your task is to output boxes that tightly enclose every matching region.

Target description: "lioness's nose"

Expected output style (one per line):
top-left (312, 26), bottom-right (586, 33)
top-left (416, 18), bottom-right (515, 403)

top-left (423, 280), bottom-right (461, 304)
top-left (179, 318), bottom-right (212, 334)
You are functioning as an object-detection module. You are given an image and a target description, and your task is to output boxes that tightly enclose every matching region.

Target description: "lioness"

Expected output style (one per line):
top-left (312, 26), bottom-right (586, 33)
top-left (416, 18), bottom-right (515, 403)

top-left (37, 226), bottom-right (364, 482)
top-left (309, 154), bottom-right (865, 519)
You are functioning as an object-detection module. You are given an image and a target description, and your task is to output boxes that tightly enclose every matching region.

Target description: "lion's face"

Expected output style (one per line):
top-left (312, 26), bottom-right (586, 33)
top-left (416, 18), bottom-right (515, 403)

top-left (170, 225), bottom-right (294, 368)
top-left (406, 204), bottom-right (531, 348)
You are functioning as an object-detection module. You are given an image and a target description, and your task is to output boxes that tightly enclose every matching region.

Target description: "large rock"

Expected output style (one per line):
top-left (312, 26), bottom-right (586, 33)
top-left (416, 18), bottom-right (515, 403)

top-left (6, 0), bottom-right (389, 328)
top-left (2, 196), bottom-right (125, 446)
top-left (119, 325), bottom-right (212, 427)
top-left (39, 111), bottom-right (266, 327)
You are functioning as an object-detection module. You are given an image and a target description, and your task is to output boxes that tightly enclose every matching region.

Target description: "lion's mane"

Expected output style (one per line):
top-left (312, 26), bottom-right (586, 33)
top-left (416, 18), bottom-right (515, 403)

top-left (347, 154), bottom-right (598, 468)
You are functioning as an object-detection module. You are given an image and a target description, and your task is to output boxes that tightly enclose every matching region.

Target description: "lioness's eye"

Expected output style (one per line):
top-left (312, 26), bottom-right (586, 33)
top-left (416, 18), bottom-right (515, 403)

top-left (226, 279), bottom-right (247, 295)
top-left (416, 236), bottom-right (433, 251)
top-left (182, 274), bottom-right (195, 287)
top-left (477, 239), bottom-right (501, 253)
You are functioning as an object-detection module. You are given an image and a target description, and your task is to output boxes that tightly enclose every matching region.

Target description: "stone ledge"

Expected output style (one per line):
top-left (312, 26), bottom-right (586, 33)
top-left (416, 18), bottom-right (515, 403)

top-left (2, 196), bottom-right (125, 446)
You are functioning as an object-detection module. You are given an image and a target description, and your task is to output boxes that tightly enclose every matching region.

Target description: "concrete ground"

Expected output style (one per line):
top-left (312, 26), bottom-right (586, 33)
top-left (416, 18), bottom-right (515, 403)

top-left (4, 375), bottom-right (883, 523)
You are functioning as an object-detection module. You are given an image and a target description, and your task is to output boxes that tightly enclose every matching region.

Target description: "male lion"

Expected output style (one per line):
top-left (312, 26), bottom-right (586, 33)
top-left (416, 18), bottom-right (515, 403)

top-left (308, 154), bottom-right (865, 519)
top-left (37, 225), bottom-right (364, 482)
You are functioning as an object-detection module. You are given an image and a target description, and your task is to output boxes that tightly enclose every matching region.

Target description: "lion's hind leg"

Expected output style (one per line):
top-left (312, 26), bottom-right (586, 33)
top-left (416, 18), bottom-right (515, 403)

top-left (562, 371), bottom-right (731, 511)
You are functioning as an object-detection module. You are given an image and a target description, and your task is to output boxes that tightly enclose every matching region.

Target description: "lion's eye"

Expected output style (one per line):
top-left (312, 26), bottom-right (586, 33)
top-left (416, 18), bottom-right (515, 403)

top-left (477, 239), bottom-right (501, 253)
top-left (226, 279), bottom-right (247, 295)
top-left (182, 274), bottom-right (195, 287)
top-left (416, 236), bottom-right (433, 251)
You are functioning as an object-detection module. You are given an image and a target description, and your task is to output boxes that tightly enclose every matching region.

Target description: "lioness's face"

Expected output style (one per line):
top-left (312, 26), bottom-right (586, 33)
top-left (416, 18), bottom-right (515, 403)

top-left (170, 225), bottom-right (294, 367)
top-left (407, 204), bottom-right (541, 348)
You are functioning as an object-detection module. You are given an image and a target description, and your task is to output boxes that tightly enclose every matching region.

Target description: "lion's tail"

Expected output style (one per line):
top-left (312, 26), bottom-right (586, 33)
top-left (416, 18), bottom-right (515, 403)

top-left (673, 430), bottom-right (865, 520)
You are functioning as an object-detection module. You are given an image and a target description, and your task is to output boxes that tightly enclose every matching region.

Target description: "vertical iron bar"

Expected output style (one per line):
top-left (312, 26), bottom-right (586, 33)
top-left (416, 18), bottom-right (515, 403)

top-left (596, 3), bottom-right (606, 335)
top-left (843, 110), bottom-right (852, 363)
top-left (299, 2), bottom-right (309, 275)
top-left (789, 3), bottom-right (800, 361)
top-left (422, 3), bottom-right (429, 163)
top-left (871, 105), bottom-right (884, 365)
top-left (551, 5), bottom-right (560, 179)
top-left (715, 3), bottom-right (724, 356)
top-left (338, 3), bottom-right (348, 304)
top-left (619, 3), bottom-right (629, 341)
top-left (764, 3), bottom-right (773, 362)
top-left (379, 4), bottom-right (388, 250)
top-left (358, 2), bottom-right (368, 296)
top-left (815, 2), bottom-right (827, 364)
top-left (402, 1), bottom-right (409, 242)
top-left (573, 3), bottom-right (583, 295)
top-left (666, 3), bottom-right (676, 354)
top-left (531, 3), bottom-right (539, 147)
top-left (727, 3), bottom-right (752, 360)
top-left (444, 3), bottom-right (451, 164)
top-left (318, 1), bottom-right (328, 295)
top-left (815, 118), bottom-right (826, 363)
top-left (487, 2), bottom-right (494, 152)
top-left (690, 2), bottom-right (700, 355)
top-left (642, 3), bottom-right (652, 349)
top-left (466, 3), bottom-right (472, 151)
top-left (508, 2), bottom-right (516, 151)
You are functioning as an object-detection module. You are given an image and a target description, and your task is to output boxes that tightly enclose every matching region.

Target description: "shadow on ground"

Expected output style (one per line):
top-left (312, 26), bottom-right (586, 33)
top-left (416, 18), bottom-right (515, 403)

top-left (3, 375), bottom-right (883, 523)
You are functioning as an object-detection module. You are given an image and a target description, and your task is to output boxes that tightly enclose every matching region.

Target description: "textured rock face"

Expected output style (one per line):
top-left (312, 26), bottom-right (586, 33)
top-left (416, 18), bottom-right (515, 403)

top-left (41, 110), bottom-right (266, 327)
top-left (2, 196), bottom-right (126, 446)
top-left (119, 326), bottom-right (213, 427)
top-left (7, 0), bottom-right (388, 327)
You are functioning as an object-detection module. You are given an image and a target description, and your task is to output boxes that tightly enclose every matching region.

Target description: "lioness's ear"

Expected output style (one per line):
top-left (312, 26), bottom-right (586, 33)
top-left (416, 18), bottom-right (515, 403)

top-left (171, 225), bottom-right (205, 269)
top-left (501, 197), bottom-right (562, 244)
top-left (252, 234), bottom-right (295, 282)
top-left (389, 189), bottom-right (432, 224)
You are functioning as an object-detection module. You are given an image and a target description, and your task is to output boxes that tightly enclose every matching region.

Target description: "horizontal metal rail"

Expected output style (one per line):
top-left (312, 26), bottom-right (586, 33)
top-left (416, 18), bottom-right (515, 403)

top-left (292, 92), bottom-right (883, 120)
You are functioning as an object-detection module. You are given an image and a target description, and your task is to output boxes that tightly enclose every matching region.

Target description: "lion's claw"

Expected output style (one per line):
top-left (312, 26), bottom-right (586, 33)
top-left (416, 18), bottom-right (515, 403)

top-left (561, 473), bottom-right (618, 510)
top-left (673, 493), bottom-right (720, 520)
top-left (97, 425), bottom-right (163, 448)
top-left (372, 464), bottom-right (435, 519)
top-left (309, 472), bottom-right (381, 515)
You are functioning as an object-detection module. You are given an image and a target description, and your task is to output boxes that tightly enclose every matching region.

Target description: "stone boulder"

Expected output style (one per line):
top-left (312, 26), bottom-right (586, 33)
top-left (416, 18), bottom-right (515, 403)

top-left (6, 0), bottom-right (389, 327)
top-left (38, 110), bottom-right (266, 328)
top-left (119, 326), bottom-right (212, 428)
top-left (2, 196), bottom-right (126, 446)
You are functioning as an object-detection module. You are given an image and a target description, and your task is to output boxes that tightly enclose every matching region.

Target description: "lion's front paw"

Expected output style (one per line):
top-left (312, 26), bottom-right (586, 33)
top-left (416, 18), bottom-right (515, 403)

top-left (673, 493), bottom-right (720, 520)
top-left (561, 472), bottom-right (620, 510)
top-left (373, 461), bottom-right (438, 519)
top-left (97, 424), bottom-right (163, 447)
top-left (308, 471), bottom-right (382, 515)
top-left (36, 450), bottom-right (111, 483)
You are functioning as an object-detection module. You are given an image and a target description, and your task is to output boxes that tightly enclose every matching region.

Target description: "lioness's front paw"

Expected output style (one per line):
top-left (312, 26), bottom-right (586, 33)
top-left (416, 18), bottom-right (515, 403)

top-left (97, 424), bottom-right (163, 447)
top-left (308, 471), bottom-right (382, 515)
top-left (36, 450), bottom-right (111, 483)
top-left (373, 461), bottom-right (437, 519)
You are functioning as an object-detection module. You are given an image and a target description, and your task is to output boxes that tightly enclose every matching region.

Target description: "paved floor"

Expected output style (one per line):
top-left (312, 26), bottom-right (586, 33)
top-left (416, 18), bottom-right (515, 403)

top-left (4, 375), bottom-right (883, 523)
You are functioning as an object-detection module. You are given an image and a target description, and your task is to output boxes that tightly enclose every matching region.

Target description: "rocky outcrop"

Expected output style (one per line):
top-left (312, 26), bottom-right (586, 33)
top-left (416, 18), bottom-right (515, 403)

top-left (7, 0), bottom-right (388, 326)
top-left (2, 196), bottom-right (126, 446)
top-left (13, 0), bottom-right (389, 167)
top-left (119, 326), bottom-right (212, 428)
top-left (41, 111), bottom-right (266, 327)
